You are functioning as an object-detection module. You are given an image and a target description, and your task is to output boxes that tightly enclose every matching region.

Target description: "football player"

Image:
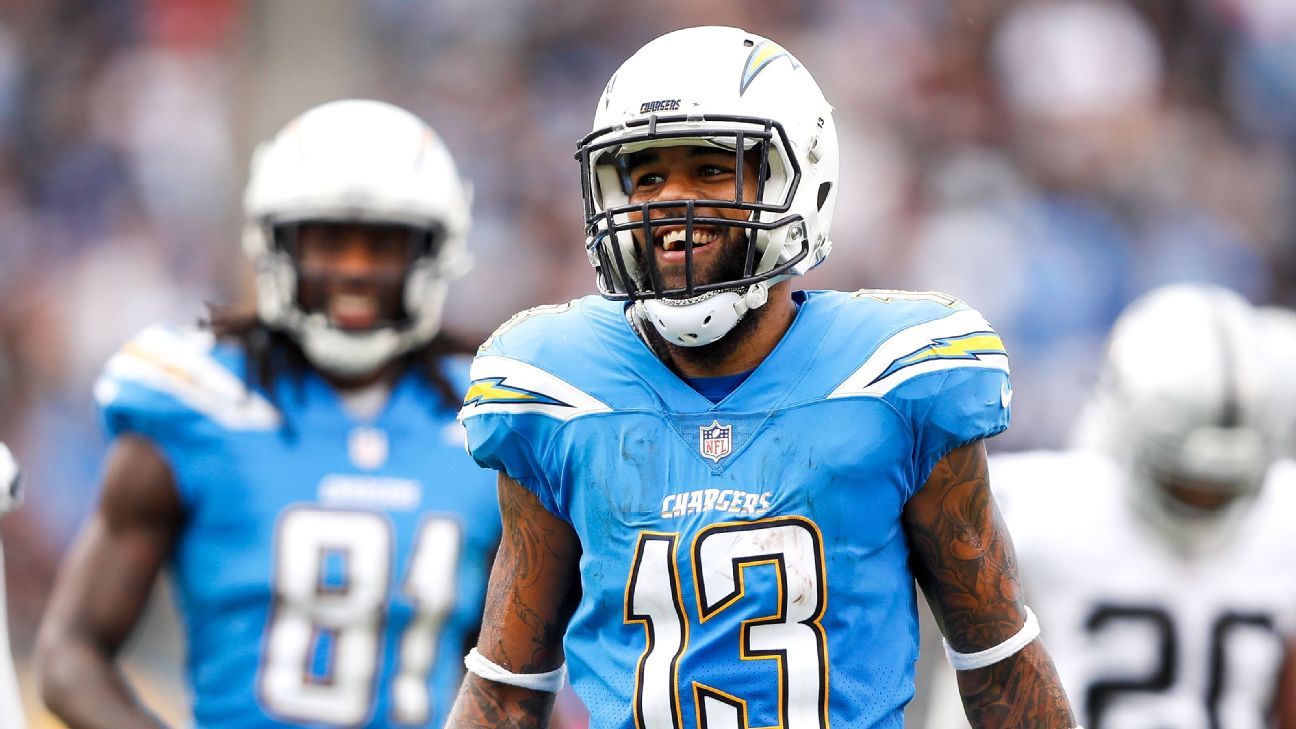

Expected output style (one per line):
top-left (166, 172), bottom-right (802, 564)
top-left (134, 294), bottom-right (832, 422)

top-left (450, 26), bottom-right (1078, 729)
top-left (35, 100), bottom-right (501, 728)
top-left (0, 441), bottom-right (25, 729)
top-left (923, 283), bottom-right (1296, 728)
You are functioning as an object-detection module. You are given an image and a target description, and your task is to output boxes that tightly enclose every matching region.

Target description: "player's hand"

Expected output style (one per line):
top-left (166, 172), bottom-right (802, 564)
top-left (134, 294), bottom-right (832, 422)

top-left (0, 442), bottom-right (22, 514)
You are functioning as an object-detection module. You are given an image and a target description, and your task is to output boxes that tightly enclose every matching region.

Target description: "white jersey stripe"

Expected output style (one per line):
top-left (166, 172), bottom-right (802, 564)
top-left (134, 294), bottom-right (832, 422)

top-left (828, 309), bottom-right (1008, 399)
top-left (96, 325), bottom-right (280, 431)
top-left (459, 355), bottom-right (610, 422)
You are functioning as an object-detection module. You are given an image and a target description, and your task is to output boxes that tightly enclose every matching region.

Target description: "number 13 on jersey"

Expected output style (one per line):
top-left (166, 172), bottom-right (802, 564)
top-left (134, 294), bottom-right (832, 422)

top-left (625, 516), bottom-right (830, 729)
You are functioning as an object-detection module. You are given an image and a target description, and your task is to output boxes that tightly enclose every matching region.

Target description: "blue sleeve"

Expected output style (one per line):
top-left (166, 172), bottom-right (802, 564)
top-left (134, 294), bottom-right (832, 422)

top-left (462, 413), bottom-right (562, 518)
top-left (94, 373), bottom-right (200, 506)
top-left (459, 300), bottom-right (615, 522)
top-left (890, 365), bottom-right (1011, 493)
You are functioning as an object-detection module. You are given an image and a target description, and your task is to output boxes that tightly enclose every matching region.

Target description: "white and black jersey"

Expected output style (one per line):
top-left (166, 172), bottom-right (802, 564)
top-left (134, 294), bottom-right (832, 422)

top-left (921, 451), bottom-right (1296, 729)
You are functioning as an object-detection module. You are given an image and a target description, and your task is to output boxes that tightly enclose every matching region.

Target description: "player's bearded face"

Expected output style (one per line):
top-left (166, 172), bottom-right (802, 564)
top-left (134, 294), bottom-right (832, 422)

top-left (623, 145), bottom-right (760, 293)
top-left (293, 222), bottom-right (414, 331)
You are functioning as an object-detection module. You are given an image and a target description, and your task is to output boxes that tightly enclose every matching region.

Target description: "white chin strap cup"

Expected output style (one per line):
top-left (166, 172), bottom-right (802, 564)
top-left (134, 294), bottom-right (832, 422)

top-left (299, 321), bottom-right (405, 379)
top-left (637, 283), bottom-right (769, 348)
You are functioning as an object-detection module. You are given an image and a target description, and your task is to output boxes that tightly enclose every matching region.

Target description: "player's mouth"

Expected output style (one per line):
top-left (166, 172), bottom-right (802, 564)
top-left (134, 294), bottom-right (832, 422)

top-left (655, 227), bottom-right (722, 264)
top-left (328, 291), bottom-right (382, 330)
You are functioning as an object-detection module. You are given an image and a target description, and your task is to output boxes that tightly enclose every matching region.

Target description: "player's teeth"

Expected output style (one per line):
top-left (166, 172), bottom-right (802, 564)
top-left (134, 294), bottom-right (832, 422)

top-left (660, 229), bottom-right (716, 251)
top-left (334, 294), bottom-right (376, 315)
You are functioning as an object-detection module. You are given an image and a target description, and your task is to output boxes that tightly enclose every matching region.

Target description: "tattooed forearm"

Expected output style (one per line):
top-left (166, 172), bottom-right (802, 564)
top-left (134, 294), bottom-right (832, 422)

top-left (904, 443), bottom-right (1076, 727)
top-left (447, 675), bottom-right (555, 729)
top-left (956, 644), bottom-right (1074, 727)
top-left (447, 473), bottom-right (580, 729)
top-left (482, 477), bottom-right (575, 670)
top-left (904, 441), bottom-right (1022, 649)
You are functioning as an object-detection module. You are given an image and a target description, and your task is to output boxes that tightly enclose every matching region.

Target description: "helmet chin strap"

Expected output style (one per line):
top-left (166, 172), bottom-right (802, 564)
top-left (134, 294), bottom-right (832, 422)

top-left (298, 316), bottom-right (407, 379)
top-left (635, 281), bottom-right (771, 348)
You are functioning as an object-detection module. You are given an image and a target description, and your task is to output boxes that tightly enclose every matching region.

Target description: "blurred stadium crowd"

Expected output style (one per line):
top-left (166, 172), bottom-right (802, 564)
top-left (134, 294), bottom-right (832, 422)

top-left (0, 0), bottom-right (1295, 722)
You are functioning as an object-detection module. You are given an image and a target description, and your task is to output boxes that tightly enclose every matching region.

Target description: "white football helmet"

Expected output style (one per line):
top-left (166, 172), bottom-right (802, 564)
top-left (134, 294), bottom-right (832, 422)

top-left (1077, 284), bottom-right (1282, 552)
top-left (577, 26), bottom-right (839, 347)
top-left (243, 99), bottom-right (472, 377)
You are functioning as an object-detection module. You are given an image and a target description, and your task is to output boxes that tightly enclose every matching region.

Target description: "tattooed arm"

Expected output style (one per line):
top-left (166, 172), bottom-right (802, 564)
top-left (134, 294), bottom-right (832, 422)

top-left (902, 441), bottom-right (1076, 728)
top-left (446, 472), bottom-right (581, 729)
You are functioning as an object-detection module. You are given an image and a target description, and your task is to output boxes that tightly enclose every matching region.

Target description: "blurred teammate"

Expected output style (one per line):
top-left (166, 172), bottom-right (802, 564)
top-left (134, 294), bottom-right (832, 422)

top-left (0, 442), bottom-right (24, 728)
top-left (36, 100), bottom-right (500, 728)
top-left (450, 26), bottom-right (1077, 729)
top-left (924, 283), bottom-right (1296, 728)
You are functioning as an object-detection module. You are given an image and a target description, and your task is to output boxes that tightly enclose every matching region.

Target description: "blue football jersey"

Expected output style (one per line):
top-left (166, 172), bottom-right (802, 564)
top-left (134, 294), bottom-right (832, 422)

top-left (95, 326), bottom-right (501, 728)
top-left (460, 290), bottom-right (1011, 729)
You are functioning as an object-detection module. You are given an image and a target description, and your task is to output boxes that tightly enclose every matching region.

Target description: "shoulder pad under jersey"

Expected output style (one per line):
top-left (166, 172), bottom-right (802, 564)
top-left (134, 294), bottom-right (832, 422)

top-left (95, 325), bottom-right (279, 439)
top-left (462, 297), bottom-right (616, 422)
top-left (826, 290), bottom-right (1012, 486)
top-left (459, 298), bottom-right (618, 514)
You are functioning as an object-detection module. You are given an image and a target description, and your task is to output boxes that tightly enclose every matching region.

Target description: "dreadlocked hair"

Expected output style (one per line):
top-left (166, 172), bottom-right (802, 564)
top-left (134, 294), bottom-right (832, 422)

top-left (202, 304), bottom-right (479, 416)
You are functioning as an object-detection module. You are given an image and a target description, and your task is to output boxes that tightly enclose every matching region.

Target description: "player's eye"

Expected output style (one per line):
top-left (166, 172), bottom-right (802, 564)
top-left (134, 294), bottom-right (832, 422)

top-left (633, 171), bottom-right (665, 188)
top-left (697, 164), bottom-right (731, 178)
top-left (626, 171), bottom-right (666, 201)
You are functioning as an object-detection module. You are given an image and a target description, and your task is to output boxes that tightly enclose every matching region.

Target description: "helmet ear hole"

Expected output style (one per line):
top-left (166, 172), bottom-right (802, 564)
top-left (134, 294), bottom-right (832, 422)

top-left (817, 182), bottom-right (832, 211)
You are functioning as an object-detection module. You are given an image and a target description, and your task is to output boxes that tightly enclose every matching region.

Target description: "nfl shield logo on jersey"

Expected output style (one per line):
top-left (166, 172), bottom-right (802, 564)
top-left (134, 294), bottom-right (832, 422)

top-left (348, 427), bottom-right (389, 470)
top-left (699, 420), bottom-right (733, 462)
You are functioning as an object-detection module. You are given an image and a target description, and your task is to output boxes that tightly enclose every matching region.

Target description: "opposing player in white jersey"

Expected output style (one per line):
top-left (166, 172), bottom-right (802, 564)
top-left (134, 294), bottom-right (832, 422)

top-left (923, 283), bottom-right (1296, 729)
top-left (0, 442), bottom-right (24, 729)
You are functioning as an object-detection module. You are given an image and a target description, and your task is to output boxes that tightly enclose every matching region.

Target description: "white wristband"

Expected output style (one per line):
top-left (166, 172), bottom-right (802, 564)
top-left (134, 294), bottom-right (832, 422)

top-left (943, 605), bottom-right (1040, 671)
top-left (464, 648), bottom-right (566, 693)
top-left (0, 443), bottom-right (21, 515)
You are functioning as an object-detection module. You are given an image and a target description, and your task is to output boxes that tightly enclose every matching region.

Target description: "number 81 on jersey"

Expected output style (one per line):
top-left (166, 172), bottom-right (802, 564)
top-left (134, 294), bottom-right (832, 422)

top-left (259, 508), bottom-right (461, 725)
